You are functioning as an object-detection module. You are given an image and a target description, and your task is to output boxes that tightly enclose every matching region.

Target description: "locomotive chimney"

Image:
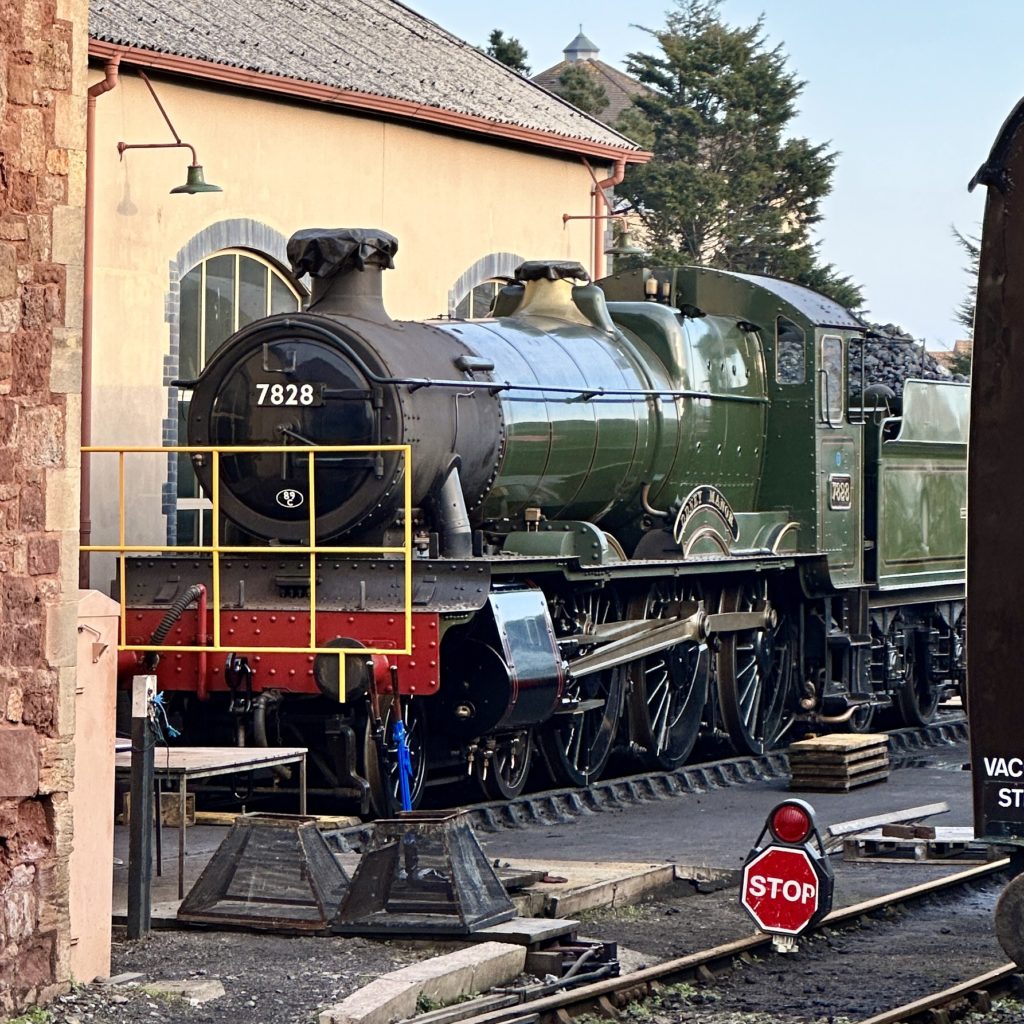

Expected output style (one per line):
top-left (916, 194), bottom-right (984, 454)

top-left (287, 228), bottom-right (398, 323)
top-left (513, 260), bottom-right (593, 326)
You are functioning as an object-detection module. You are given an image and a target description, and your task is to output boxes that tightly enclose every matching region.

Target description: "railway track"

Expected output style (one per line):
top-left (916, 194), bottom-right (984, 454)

top-left (409, 859), bottom-right (1010, 1024)
top-left (854, 963), bottom-right (1023, 1023)
top-left (326, 716), bottom-right (968, 849)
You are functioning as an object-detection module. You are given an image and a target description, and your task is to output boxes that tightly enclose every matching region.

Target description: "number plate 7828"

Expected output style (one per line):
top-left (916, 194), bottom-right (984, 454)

top-left (254, 382), bottom-right (323, 407)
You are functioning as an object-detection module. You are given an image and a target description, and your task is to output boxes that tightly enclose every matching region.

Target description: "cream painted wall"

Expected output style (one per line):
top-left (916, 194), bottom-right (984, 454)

top-left (87, 69), bottom-right (607, 561)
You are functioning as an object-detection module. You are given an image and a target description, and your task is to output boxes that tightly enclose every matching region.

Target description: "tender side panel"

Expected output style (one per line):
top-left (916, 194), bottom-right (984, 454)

top-left (876, 382), bottom-right (968, 589)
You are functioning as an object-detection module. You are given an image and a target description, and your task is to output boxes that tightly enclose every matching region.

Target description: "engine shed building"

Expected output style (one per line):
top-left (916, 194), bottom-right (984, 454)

top-left (84, 0), bottom-right (646, 566)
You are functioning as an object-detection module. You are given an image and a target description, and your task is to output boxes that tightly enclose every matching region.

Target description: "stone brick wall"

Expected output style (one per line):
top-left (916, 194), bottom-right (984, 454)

top-left (0, 0), bottom-right (87, 1012)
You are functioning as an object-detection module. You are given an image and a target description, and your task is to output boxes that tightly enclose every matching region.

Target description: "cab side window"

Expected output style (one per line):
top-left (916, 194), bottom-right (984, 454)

top-left (820, 334), bottom-right (845, 423)
top-left (776, 316), bottom-right (805, 384)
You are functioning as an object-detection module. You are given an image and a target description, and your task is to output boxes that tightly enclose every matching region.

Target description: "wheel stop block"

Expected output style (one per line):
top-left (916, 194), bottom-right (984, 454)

top-left (333, 810), bottom-right (516, 935)
top-left (177, 813), bottom-right (350, 932)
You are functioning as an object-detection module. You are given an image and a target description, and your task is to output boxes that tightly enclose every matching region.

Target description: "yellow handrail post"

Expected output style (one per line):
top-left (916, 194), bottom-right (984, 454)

top-left (308, 450), bottom-right (317, 652)
top-left (211, 449), bottom-right (221, 651)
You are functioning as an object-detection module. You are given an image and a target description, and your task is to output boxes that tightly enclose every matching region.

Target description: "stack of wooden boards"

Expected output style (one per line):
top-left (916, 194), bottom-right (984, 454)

top-left (787, 734), bottom-right (889, 791)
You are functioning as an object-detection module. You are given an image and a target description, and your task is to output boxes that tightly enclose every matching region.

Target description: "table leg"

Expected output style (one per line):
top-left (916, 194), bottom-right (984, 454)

top-left (300, 755), bottom-right (307, 815)
top-left (178, 780), bottom-right (187, 900)
top-left (155, 777), bottom-right (162, 877)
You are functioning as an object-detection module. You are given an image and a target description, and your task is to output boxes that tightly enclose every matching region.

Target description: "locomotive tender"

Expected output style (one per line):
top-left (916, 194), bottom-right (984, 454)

top-left (121, 228), bottom-right (967, 814)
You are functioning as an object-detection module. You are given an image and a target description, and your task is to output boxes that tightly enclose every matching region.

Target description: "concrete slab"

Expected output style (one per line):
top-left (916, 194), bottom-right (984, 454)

top-left (475, 917), bottom-right (578, 945)
top-left (498, 859), bottom-right (675, 918)
top-left (142, 978), bottom-right (226, 1004)
top-left (317, 941), bottom-right (525, 1024)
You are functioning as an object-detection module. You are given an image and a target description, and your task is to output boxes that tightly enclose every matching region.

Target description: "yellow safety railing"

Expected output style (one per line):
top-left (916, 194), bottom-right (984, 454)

top-left (83, 444), bottom-right (414, 699)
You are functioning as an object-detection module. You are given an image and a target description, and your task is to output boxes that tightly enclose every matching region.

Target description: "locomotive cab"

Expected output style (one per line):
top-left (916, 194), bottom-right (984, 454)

top-left (597, 265), bottom-right (869, 583)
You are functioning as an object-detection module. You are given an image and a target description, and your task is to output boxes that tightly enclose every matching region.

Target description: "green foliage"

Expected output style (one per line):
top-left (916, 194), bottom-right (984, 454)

top-left (555, 65), bottom-right (610, 117)
top-left (615, 104), bottom-right (656, 150)
top-left (952, 225), bottom-right (979, 339)
top-left (5, 1009), bottom-right (52, 1024)
top-left (947, 348), bottom-right (972, 376)
top-left (486, 29), bottom-right (530, 75)
top-left (416, 993), bottom-right (442, 1013)
top-left (620, 0), bottom-right (863, 311)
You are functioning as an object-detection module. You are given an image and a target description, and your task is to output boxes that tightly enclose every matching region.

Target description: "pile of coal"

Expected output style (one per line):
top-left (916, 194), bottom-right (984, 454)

top-left (851, 323), bottom-right (968, 400)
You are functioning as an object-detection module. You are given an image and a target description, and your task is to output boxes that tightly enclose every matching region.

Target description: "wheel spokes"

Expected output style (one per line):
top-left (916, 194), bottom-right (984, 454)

top-left (717, 583), bottom-right (796, 755)
top-left (627, 581), bottom-right (708, 769)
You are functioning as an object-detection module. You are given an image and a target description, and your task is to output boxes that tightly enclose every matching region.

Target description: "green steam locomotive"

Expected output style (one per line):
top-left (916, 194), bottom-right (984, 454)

top-left (122, 228), bottom-right (966, 814)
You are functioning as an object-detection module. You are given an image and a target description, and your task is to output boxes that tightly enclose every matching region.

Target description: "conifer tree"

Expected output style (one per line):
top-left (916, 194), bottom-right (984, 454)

top-left (621, 0), bottom-right (862, 310)
top-left (486, 29), bottom-right (530, 75)
top-left (952, 226), bottom-right (978, 341)
top-left (555, 64), bottom-right (610, 117)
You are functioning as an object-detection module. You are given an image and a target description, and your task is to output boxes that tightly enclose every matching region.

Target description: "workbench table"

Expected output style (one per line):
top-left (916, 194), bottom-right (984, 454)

top-left (115, 746), bottom-right (308, 899)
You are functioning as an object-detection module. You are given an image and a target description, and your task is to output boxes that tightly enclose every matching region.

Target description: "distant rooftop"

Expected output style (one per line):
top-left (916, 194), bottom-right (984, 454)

top-left (533, 29), bottom-right (652, 127)
top-left (89, 0), bottom-right (643, 156)
top-left (564, 28), bottom-right (599, 62)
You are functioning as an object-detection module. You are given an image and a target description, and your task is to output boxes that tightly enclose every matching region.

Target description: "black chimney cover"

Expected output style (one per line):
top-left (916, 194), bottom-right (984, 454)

top-left (288, 229), bottom-right (399, 279)
top-left (515, 260), bottom-right (590, 283)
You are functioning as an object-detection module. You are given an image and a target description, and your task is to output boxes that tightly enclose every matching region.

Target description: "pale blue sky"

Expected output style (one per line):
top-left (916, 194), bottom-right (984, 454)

top-left (410, 0), bottom-right (1024, 348)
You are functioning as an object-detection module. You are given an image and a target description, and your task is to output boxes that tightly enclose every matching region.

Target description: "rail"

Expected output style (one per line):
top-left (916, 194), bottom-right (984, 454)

top-left (82, 443), bottom-right (413, 700)
top-left (438, 859), bottom-right (1010, 1024)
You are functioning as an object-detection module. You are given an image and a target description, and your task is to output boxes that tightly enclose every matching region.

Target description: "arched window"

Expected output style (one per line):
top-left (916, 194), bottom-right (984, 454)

top-left (453, 278), bottom-right (509, 319)
top-left (175, 250), bottom-right (303, 544)
top-left (447, 252), bottom-right (524, 319)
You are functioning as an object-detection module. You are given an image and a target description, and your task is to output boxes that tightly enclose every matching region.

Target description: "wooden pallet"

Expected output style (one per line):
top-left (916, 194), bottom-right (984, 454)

top-left (843, 827), bottom-right (996, 863)
top-left (787, 733), bottom-right (889, 791)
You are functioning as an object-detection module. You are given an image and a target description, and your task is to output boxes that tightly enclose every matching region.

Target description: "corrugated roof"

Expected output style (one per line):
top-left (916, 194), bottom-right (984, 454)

top-left (89, 0), bottom-right (640, 152)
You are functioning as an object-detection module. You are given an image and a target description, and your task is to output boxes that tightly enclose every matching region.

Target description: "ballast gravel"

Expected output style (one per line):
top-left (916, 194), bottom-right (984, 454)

top-left (44, 931), bottom-right (431, 1024)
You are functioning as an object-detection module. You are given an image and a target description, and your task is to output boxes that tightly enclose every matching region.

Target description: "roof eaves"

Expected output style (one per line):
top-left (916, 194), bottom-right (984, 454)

top-left (89, 39), bottom-right (650, 163)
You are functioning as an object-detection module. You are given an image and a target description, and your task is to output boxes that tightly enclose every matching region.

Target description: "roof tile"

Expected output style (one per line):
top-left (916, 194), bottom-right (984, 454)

top-left (89, 0), bottom-right (639, 151)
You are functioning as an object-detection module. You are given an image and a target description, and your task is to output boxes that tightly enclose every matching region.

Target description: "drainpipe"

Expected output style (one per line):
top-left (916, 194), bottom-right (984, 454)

top-left (81, 56), bottom-right (121, 588)
top-left (591, 157), bottom-right (626, 280)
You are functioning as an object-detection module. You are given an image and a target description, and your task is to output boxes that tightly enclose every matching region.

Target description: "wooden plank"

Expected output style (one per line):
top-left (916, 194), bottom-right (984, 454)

top-left (790, 768), bottom-right (890, 791)
top-left (790, 756), bottom-right (890, 779)
top-left (823, 801), bottom-right (950, 851)
top-left (787, 733), bottom-right (888, 753)
top-left (192, 810), bottom-right (359, 829)
top-left (116, 746), bottom-right (307, 774)
top-left (857, 826), bottom-right (978, 842)
top-left (789, 746), bottom-right (888, 766)
top-left (881, 823), bottom-right (936, 840)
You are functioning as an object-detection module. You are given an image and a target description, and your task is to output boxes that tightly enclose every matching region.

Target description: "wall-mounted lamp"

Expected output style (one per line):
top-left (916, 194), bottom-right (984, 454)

top-left (604, 224), bottom-right (645, 259)
top-left (117, 70), bottom-right (222, 195)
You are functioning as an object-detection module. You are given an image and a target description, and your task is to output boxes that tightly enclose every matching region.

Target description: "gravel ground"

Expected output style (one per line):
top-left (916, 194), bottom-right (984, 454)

top-left (40, 932), bottom-right (431, 1024)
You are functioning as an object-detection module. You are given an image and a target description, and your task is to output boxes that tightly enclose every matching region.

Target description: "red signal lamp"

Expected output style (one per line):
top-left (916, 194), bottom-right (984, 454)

top-left (769, 799), bottom-right (814, 845)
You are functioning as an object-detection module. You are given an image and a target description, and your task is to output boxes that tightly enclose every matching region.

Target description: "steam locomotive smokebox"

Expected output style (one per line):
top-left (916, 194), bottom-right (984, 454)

top-left (177, 813), bottom-right (350, 933)
top-left (332, 811), bottom-right (515, 936)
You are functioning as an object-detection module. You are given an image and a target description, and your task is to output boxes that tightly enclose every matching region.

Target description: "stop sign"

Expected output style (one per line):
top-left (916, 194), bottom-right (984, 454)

top-left (740, 845), bottom-right (820, 935)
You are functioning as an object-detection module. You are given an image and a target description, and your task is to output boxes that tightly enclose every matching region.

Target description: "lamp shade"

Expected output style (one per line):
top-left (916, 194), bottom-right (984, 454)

top-left (170, 165), bottom-right (222, 195)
